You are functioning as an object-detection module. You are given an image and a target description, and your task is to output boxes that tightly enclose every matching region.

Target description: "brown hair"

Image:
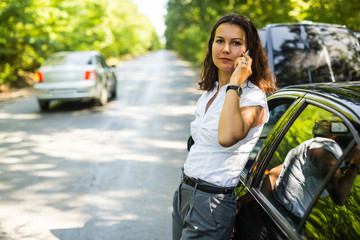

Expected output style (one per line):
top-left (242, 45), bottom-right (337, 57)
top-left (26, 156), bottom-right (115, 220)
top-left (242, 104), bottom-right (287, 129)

top-left (199, 14), bottom-right (278, 95)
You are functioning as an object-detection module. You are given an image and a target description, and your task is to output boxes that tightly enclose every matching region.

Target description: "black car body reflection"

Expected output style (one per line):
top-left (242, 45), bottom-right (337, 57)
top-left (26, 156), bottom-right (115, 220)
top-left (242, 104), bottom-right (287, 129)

top-left (258, 22), bottom-right (360, 88)
top-left (235, 82), bottom-right (360, 240)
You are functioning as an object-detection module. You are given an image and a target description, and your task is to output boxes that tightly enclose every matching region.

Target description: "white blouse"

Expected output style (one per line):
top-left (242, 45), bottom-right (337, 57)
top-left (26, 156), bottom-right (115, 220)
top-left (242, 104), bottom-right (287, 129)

top-left (184, 80), bottom-right (269, 187)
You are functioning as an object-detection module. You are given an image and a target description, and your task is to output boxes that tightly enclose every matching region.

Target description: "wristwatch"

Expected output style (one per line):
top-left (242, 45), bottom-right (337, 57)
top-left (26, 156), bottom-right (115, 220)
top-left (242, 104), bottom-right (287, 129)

top-left (347, 164), bottom-right (360, 174)
top-left (226, 85), bottom-right (242, 97)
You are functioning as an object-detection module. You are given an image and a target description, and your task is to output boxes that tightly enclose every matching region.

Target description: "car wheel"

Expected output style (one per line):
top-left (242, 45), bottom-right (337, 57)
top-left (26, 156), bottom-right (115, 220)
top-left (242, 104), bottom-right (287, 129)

top-left (38, 100), bottom-right (50, 111)
top-left (111, 85), bottom-right (117, 99)
top-left (97, 86), bottom-right (108, 106)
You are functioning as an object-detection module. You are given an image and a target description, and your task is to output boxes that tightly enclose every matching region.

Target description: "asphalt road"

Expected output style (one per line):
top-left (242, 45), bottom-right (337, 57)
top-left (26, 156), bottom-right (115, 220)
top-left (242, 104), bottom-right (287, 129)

top-left (0, 50), bottom-right (201, 240)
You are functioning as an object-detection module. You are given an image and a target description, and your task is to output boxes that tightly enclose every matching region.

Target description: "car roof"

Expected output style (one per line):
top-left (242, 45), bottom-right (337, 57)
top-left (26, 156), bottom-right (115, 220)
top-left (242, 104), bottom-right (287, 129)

top-left (263, 21), bottom-right (347, 29)
top-left (279, 81), bottom-right (360, 119)
top-left (42, 51), bottom-right (103, 66)
top-left (50, 51), bottom-right (101, 57)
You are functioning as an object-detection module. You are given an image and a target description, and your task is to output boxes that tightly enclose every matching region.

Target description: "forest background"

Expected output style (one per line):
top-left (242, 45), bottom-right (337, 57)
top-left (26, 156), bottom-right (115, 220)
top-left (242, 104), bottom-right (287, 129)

top-left (165, 0), bottom-right (360, 65)
top-left (0, 0), bottom-right (161, 90)
top-left (1, 0), bottom-right (359, 90)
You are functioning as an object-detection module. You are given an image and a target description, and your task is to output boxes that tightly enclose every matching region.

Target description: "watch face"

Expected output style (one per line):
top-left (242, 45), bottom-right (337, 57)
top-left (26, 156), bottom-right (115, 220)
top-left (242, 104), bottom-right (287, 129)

top-left (237, 87), bottom-right (242, 96)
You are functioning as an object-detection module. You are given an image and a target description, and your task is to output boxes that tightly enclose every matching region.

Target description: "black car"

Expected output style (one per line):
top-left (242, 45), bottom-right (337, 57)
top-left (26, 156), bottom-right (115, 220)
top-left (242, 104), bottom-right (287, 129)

top-left (235, 82), bottom-right (360, 240)
top-left (258, 22), bottom-right (360, 88)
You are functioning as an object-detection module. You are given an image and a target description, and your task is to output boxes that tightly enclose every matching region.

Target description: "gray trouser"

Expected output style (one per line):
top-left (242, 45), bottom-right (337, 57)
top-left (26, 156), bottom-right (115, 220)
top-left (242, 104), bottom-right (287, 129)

top-left (172, 181), bottom-right (236, 240)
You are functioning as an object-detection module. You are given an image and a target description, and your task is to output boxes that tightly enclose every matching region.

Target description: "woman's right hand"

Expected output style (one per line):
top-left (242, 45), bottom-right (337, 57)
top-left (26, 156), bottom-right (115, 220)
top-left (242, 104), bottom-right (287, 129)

top-left (229, 52), bottom-right (253, 86)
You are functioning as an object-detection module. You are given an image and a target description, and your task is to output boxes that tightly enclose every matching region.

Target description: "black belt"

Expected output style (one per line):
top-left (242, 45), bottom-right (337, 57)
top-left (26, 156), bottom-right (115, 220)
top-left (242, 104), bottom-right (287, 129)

top-left (182, 174), bottom-right (234, 195)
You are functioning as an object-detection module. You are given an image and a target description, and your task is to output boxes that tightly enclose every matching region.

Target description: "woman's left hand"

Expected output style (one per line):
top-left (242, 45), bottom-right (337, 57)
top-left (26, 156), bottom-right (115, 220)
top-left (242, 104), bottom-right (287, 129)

top-left (230, 52), bottom-right (252, 86)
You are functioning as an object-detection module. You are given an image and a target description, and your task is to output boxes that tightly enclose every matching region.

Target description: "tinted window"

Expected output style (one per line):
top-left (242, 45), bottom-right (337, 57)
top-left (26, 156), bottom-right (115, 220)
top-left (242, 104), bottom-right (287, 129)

top-left (257, 28), bottom-right (266, 47)
top-left (303, 144), bottom-right (360, 239)
top-left (307, 26), bottom-right (360, 84)
top-left (257, 103), bottom-right (356, 235)
top-left (270, 25), bottom-right (360, 88)
top-left (271, 25), bottom-right (309, 87)
top-left (244, 99), bottom-right (294, 179)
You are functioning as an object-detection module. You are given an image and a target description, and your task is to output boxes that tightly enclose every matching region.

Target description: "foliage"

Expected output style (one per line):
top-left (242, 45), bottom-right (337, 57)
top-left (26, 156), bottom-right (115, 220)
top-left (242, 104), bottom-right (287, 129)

top-left (268, 104), bottom-right (360, 239)
top-left (165, 0), bottom-right (360, 66)
top-left (304, 176), bottom-right (360, 239)
top-left (298, 0), bottom-right (360, 31)
top-left (269, 104), bottom-right (336, 169)
top-left (0, 0), bottom-right (161, 87)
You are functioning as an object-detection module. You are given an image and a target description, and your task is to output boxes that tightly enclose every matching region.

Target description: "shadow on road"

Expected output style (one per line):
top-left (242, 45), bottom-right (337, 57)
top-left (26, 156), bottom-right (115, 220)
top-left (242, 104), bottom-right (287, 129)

top-left (0, 50), bottom-right (201, 240)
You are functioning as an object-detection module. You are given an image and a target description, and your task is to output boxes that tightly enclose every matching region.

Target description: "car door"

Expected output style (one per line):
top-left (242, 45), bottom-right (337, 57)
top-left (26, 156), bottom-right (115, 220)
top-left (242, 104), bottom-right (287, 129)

top-left (240, 93), bottom-right (302, 182)
top-left (235, 93), bottom-right (360, 240)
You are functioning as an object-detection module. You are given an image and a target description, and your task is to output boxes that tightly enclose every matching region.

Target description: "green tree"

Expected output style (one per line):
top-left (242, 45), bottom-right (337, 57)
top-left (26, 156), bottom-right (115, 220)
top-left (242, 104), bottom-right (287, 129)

top-left (165, 0), bottom-right (239, 65)
top-left (165, 0), bottom-right (359, 65)
top-left (0, 0), bottom-right (160, 88)
top-left (298, 0), bottom-right (360, 32)
top-left (0, 0), bottom-right (33, 85)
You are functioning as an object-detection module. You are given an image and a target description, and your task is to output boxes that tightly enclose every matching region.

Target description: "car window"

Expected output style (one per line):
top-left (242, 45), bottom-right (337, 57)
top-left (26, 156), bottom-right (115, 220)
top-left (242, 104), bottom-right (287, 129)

top-left (303, 143), bottom-right (360, 239)
top-left (306, 26), bottom-right (360, 83)
top-left (257, 28), bottom-right (266, 47)
top-left (96, 56), bottom-right (108, 68)
top-left (43, 53), bottom-right (91, 66)
top-left (243, 99), bottom-right (294, 179)
top-left (270, 25), bottom-right (360, 88)
top-left (257, 103), bottom-right (356, 231)
top-left (270, 25), bottom-right (309, 87)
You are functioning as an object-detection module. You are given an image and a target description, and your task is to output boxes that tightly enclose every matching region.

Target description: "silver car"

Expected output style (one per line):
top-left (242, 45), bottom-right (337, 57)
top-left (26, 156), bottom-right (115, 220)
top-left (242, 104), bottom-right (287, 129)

top-left (33, 51), bottom-right (117, 111)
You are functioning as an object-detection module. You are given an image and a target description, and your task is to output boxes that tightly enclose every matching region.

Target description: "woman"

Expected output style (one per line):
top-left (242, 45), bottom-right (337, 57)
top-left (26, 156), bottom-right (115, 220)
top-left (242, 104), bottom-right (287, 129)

top-left (172, 14), bottom-right (277, 239)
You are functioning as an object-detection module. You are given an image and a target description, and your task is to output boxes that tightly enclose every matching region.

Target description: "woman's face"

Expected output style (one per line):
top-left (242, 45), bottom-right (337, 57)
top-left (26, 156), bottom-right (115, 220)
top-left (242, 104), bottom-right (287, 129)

top-left (212, 23), bottom-right (247, 74)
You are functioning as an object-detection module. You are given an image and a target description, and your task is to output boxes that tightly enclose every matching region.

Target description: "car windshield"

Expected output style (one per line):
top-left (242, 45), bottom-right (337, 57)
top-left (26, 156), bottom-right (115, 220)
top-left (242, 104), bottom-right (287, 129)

top-left (43, 53), bottom-right (92, 66)
top-left (270, 25), bottom-right (360, 87)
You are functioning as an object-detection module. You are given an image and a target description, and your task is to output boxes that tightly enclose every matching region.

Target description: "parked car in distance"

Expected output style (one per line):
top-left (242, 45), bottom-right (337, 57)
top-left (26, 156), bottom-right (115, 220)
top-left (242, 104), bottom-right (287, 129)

top-left (33, 51), bottom-right (117, 111)
top-left (235, 81), bottom-right (360, 240)
top-left (258, 22), bottom-right (360, 88)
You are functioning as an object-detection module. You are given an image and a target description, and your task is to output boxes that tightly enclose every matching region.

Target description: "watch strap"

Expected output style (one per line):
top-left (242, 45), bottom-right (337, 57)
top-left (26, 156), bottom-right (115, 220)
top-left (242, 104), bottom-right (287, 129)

top-left (226, 85), bottom-right (242, 97)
